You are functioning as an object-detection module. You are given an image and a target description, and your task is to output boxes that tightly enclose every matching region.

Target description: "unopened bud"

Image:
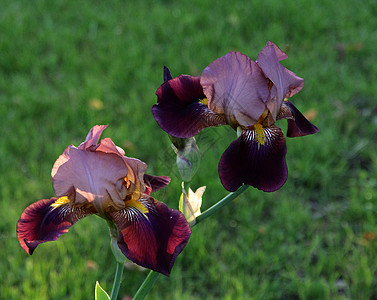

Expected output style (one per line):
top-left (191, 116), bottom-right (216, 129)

top-left (170, 136), bottom-right (201, 182)
top-left (179, 182), bottom-right (205, 226)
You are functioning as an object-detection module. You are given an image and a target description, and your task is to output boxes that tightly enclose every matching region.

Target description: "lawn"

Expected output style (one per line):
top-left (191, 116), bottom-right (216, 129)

top-left (1, 0), bottom-right (377, 299)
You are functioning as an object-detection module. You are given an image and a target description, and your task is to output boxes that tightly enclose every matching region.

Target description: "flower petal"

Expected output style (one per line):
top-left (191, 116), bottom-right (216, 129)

top-left (51, 145), bottom-right (129, 213)
top-left (78, 125), bottom-right (108, 150)
top-left (109, 195), bottom-right (191, 276)
top-left (143, 174), bottom-right (171, 195)
top-left (256, 41), bottom-right (304, 121)
top-left (16, 197), bottom-right (92, 254)
top-left (153, 75), bottom-right (226, 138)
top-left (163, 66), bottom-right (173, 82)
top-left (218, 126), bottom-right (287, 192)
top-left (201, 51), bottom-right (269, 128)
top-left (280, 101), bottom-right (320, 137)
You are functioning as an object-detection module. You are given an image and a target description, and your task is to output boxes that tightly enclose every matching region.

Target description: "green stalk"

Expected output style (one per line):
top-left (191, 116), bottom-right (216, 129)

top-left (133, 270), bottom-right (160, 300)
top-left (110, 262), bottom-right (124, 300)
top-left (195, 185), bottom-right (249, 225)
top-left (132, 185), bottom-right (249, 299)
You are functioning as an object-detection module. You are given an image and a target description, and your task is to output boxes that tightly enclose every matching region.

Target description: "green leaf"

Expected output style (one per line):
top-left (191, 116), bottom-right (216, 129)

top-left (95, 281), bottom-right (110, 300)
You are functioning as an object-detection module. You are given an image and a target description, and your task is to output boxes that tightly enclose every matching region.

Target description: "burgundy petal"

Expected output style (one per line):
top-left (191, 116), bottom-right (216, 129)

top-left (218, 126), bottom-right (287, 192)
top-left (283, 101), bottom-right (319, 137)
top-left (163, 66), bottom-right (173, 82)
top-left (16, 198), bottom-right (92, 255)
top-left (153, 75), bottom-right (226, 138)
top-left (143, 174), bottom-right (171, 195)
top-left (256, 41), bottom-right (304, 121)
top-left (109, 195), bottom-right (191, 276)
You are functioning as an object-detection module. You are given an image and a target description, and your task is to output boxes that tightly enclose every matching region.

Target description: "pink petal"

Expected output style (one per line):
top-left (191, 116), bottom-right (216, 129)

top-left (78, 125), bottom-right (108, 150)
top-left (256, 41), bottom-right (304, 121)
top-left (109, 195), bottom-right (191, 276)
top-left (16, 198), bottom-right (92, 254)
top-left (52, 146), bottom-right (129, 213)
top-left (52, 127), bottom-right (149, 214)
top-left (201, 51), bottom-right (269, 128)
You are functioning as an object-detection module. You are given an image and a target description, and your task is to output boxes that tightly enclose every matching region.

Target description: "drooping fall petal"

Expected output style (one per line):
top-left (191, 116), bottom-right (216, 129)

top-left (201, 51), bottom-right (270, 128)
top-left (283, 101), bottom-right (320, 137)
top-left (109, 195), bottom-right (191, 276)
top-left (16, 197), bottom-right (93, 254)
top-left (143, 174), bottom-right (171, 195)
top-left (153, 75), bottom-right (226, 138)
top-left (256, 41), bottom-right (304, 121)
top-left (218, 126), bottom-right (287, 192)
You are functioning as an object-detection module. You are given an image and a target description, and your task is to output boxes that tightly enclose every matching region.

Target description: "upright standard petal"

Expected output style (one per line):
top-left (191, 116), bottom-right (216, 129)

top-left (218, 126), bottom-right (287, 192)
top-left (109, 195), bottom-right (191, 276)
top-left (78, 125), bottom-right (108, 151)
top-left (256, 41), bottom-right (304, 122)
top-left (153, 75), bottom-right (226, 138)
top-left (17, 197), bottom-right (93, 254)
top-left (201, 51), bottom-right (270, 129)
top-left (52, 146), bottom-right (129, 213)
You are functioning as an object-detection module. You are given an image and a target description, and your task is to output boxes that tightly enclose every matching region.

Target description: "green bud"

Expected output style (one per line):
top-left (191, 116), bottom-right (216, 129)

top-left (170, 135), bottom-right (201, 182)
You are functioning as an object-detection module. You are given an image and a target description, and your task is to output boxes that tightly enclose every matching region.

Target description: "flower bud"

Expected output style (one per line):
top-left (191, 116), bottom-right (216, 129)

top-left (179, 182), bottom-right (205, 226)
top-left (170, 135), bottom-right (201, 182)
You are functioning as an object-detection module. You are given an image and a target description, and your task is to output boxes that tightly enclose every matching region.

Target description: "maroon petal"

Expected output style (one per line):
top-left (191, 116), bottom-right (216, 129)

top-left (109, 195), bottom-right (191, 276)
top-left (256, 41), bottom-right (304, 120)
top-left (218, 126), bottom-right (287, 192)
top-left (153, 75), bottom-right (226, 138)
top-left (16, 198), bottom-right (93, 254)
top-left (143, 174), bottom-right (171, 195)
top-left (283, 101), bottom-right (319, 137)
top-left (163, 66), bottom-right (173, 82)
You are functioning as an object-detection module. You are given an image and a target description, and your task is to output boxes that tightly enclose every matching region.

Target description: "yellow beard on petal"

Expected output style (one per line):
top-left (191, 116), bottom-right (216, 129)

top-left (51, 196), bottom-right (70, 209)
top-left (199, 98), bottom-right (208, 106)
top-left (125, 198), bottom-right (149, 214)
top-left (253, 123), bottom-right (266, 145)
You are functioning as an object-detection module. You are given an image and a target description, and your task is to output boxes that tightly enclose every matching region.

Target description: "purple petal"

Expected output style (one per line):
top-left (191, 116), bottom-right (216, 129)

top-left (256, 41), bottom-right (304, 121)
top-left (143, 174), bottom-right (171, 195)
top-left (218, 126), bottom-right (287, 192)
top-left (163, 66), bottom-right (173, 82)
top-left (201, 51), bottom-right (269, 128)
top-left (109, 195), bottom-right (191, 276)
top-left (284, 101), bottom-right (320, 137)
top-left (16, 197), bottom-right (92, 254)
top-left (153, 75), bottom-right (226, 138)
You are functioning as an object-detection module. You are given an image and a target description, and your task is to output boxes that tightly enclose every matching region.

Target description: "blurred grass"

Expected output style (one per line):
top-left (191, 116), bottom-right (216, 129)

top-left (1, 0), bottom-right (377, 299)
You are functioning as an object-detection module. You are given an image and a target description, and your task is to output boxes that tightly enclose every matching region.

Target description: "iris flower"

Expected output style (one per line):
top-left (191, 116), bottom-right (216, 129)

top-left (153, 41), bottom-right (319, 192)
top-left (16, 125), bottom-right (191, 276)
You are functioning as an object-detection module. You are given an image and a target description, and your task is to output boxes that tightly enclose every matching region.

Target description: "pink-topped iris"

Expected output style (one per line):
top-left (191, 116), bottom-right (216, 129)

top-left (16, 125), bottom-right (191, 276)
top-left (153, 41), bottom-right (319, 192)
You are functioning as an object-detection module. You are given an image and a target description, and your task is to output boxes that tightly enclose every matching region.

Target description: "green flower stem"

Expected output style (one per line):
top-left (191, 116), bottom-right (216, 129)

top-left (133, 270), bottom-right (160, 300)
top-left (195, 184), bottom-right (249, 225)
top-left (110, 262), bottom-right (124, 300)
top-left (132, 184), bottom-right (249, 299)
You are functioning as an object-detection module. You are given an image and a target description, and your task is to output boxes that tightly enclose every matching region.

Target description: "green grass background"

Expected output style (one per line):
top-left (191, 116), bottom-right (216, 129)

top-left (1, 0), bottom-right (377, 299)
